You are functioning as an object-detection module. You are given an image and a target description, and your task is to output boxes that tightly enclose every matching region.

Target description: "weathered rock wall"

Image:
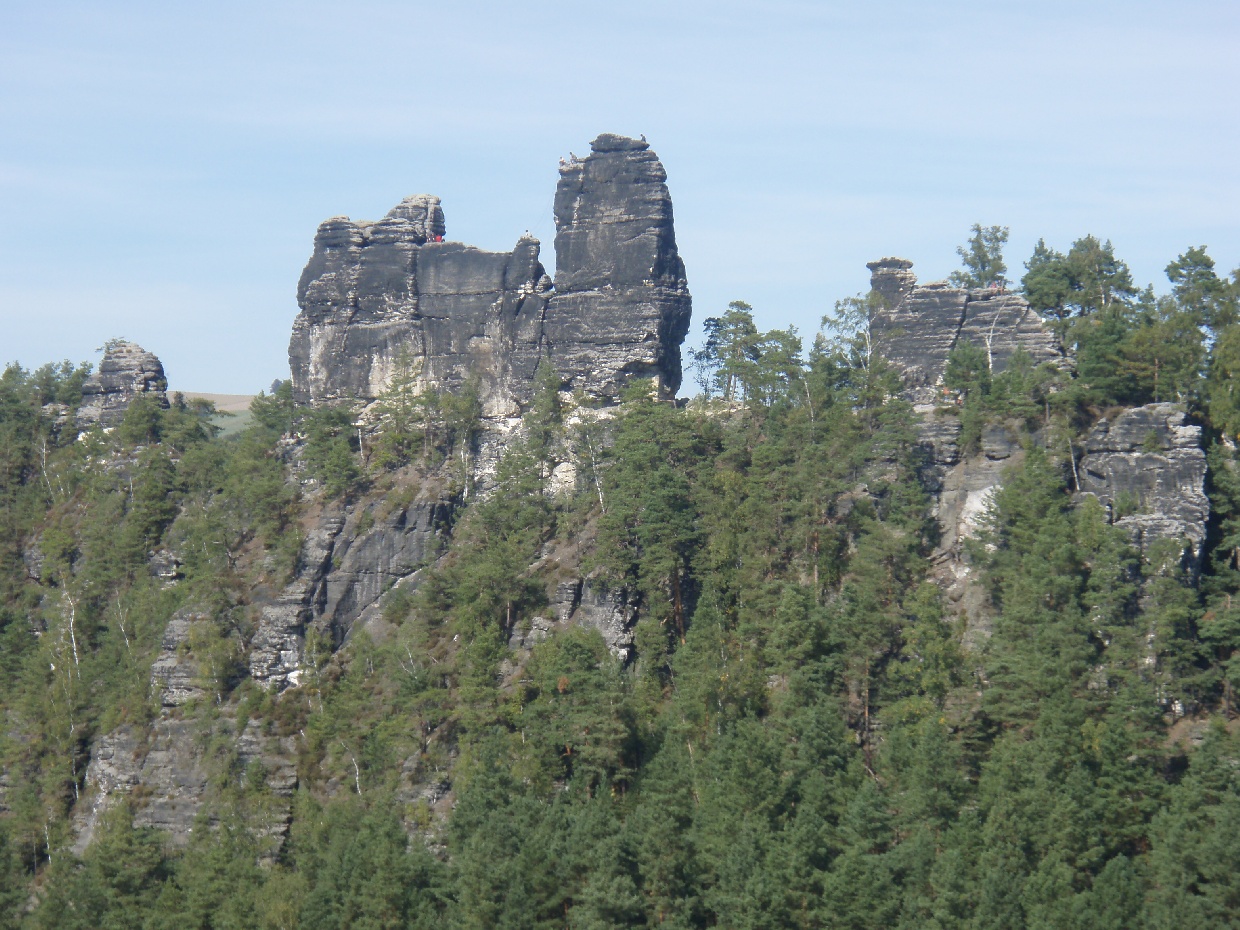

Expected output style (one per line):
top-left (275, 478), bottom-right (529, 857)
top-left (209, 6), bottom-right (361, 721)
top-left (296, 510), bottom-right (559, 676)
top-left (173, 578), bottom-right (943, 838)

top-left (867, 260), bottom-right (1210, 636)
top-left (288, 134), bottom-right (691, 419)
top-left (248, 484), bottom-right (456, 691)
top-left (75, 340), bottom-right (168, 430)
top-left (76, 602), bottom-right (302, 851)
top-left (544, 133), bottom-right (692, 401)
top-left (868, 259), bottom-right (1062, 408)
top-left (289, 208), bottom-right (551, 418)
top-left (1078, 403), bottom-right (1209, 566)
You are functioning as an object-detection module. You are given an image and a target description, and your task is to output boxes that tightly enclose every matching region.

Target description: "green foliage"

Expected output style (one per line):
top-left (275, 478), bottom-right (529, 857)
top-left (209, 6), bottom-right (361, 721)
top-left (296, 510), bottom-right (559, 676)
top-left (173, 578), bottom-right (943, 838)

top-left (690, 300), bottom-right (760, 400)
top-left (294, 796), bottom-right (448, 929)
top-left (1023, 234), bottom-right (1137, 322)
top-left (949, 223), bottom-right (1010, 289)
top-left (8, 235), bottom-right (1240, 926)
top-left (301, 405), bottom-right (362, 498)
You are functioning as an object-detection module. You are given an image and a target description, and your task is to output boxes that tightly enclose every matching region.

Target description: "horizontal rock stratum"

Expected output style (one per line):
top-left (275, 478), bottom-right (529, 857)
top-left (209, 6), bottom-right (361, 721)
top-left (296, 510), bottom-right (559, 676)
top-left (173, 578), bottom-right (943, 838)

top-left (75, 340), bottom-right (168, 430)
top-left (288, 134), bottom-right (692, 418)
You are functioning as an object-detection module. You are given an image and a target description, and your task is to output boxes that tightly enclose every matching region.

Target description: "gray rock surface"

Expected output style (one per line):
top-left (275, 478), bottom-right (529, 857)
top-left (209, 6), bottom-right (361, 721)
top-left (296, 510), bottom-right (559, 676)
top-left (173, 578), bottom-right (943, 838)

top-left (867, 254), bottom-right (1210, 637)
top-left (544, 133), bottom-right (692, 402)
top-left (868, 261), bottom-right (1061, 407)
top-left (318, 492), bottom-right (455, 643)
top-left (1078, 403), bottom-right (1209, 564)
top-left (73, 717), bottom-right (210, 852)
top-left (288, 134), bottom-right (690, 420)
top-left (236, 719), bottom-right (299, 797)
top-left (75, 604), bottom-right (221, 850)
top-left (148, 606), bottom-right (212, 707)
top-left (74, 601), bottom-right (303, 852)
top-left (504, 575), bottom-right (637, 660)
top-left (572, 577), bottom-right (638, 661)
top-left (866, 259), bottom-right (1059, 641)
top-left (76, 341), bottom-right (169, 430)
top-left (250, 487), bottom-right (456, 691)
top-left (248, 513), bottom-right (347, 690)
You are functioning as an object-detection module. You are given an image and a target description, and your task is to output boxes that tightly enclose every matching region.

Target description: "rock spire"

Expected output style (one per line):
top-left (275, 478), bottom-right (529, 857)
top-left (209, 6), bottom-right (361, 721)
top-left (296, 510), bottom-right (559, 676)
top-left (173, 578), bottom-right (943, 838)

top-left (287, 134), bottom-right (691, 417)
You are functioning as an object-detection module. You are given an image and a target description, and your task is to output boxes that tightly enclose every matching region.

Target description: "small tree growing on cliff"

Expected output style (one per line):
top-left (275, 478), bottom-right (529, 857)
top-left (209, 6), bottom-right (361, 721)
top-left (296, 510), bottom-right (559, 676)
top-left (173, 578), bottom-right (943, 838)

top-left (949, 223), bottom-right (1009, 289)
top-left (690, 302), bottom-right (761, 401)
top-left (371, 350), bottom-right (424, 468)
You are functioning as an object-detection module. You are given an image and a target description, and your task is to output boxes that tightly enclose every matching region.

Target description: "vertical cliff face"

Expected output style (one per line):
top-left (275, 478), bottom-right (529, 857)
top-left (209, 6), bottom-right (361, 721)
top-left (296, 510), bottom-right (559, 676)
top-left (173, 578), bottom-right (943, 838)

top-left (868, 261), bottom-right (1062, 408)
top-left (1078, 403), bottom-right (1209, 566)
top-left (288, 134), bottom-right (691, 418)
top-left (866, 259), bottom-right (1210, 635)
top-left (544, 133), bottom-right (692, 400)
top-left (75, 341), bottom-right (169, 430)
top-left (868, 259), bottom-right (1068, 629)
top-left (288, 195), bottom-right (551, 418)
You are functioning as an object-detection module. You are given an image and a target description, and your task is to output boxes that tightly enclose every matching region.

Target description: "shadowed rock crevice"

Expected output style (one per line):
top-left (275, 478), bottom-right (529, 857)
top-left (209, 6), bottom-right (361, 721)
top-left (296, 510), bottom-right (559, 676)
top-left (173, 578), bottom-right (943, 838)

top-left (288, 134), bottom-right (691, 419)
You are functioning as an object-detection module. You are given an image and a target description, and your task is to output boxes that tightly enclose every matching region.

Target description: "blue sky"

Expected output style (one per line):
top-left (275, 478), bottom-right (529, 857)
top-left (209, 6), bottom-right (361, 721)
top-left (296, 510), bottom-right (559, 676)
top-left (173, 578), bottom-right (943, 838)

top-left (3, 1), bottom-right (1238, 393)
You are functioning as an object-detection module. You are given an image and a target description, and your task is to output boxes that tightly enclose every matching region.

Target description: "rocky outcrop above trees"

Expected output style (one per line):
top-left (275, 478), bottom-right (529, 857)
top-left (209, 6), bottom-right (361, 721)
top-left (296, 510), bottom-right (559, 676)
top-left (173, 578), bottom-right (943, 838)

top-left (868, 259), bottom-right (1062, 408)
top-left (867, 261), bottom-right (1210, 633)
top-left (75, 340), bottom-right (168, 430)
top-left (288, 134), bottom-right (691, 418)
top-left (1078, 403), bottom-right (1209, 565)
top-left (544, 133), bottom-right (692, 402)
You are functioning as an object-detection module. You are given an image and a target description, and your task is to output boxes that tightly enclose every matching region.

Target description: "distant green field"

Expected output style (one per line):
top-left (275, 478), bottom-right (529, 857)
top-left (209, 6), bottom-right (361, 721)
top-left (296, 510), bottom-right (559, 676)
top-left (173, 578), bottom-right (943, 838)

top-left (176, 393), bottom-right (255, 439)
top-left (212, 408), bottom-right (253, 437)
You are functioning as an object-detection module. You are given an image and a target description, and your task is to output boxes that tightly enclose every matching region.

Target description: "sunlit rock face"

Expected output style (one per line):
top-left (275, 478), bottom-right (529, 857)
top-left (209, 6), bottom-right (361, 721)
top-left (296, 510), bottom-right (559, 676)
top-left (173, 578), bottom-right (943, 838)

top-left (288, 134), bottom-right (691, 419)
top-left (544, 133), bottom-right (692, 402)
top-left (1078, 403), bottom-right (1209, 566)
top-left (75, 340), bottom-right (168, 430)
top-left (867, 260), bottom-right (1208, 639)
top-left (868, 258), bottom-right (1062, 409)
top-left (866, 257), bottom-right (1066, 566)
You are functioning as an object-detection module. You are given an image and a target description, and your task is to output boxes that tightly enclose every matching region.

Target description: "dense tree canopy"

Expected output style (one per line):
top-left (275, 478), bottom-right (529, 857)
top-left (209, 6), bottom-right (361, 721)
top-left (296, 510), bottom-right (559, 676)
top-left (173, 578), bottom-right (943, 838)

top-left (1, 238), bottom-right (1239, 927)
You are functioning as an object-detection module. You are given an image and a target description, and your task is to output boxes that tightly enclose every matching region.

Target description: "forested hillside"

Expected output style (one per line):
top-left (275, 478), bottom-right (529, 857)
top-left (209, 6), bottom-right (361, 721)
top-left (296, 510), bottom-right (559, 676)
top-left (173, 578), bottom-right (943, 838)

top-left (3, 235), bottom-right (1240, 928)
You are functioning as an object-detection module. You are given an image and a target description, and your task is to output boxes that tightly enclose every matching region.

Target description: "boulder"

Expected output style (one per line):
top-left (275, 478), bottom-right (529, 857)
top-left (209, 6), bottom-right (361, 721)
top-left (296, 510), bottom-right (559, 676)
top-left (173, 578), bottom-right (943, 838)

top-left (75, 341), bottom-right (168, 430)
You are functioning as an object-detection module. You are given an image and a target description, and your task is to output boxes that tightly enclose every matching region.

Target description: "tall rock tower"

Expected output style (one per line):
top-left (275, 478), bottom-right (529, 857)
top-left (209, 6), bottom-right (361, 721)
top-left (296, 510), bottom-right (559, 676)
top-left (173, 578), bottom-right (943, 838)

top-left (287, 134), bottom-right (691, 418)
top-left (543, 133), bottom-right (692, 400)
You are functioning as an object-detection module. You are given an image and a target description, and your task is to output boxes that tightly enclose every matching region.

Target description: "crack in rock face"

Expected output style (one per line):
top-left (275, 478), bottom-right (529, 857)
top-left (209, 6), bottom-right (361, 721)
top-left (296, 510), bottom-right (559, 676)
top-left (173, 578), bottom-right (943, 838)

top-left (867, 258), bottom-right (1062, 409)
top-left (75, 341), bottom-right (169, 431)
top-left (288, 133), bottom-right (691, 421)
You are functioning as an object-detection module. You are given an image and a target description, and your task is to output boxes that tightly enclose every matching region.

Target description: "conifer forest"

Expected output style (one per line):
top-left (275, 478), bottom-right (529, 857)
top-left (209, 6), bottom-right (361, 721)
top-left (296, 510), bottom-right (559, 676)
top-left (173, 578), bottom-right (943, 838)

top-left (4, 228), bottom-right (1240, 930)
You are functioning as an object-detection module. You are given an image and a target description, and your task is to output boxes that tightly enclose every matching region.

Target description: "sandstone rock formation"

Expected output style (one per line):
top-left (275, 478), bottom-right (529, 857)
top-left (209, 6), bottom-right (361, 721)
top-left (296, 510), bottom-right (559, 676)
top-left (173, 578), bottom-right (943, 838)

top-left (544, 133), bottom-right (692, 401)
top-left (76, 602), bottom-right (301, 851)
top-left (868, 259), bottom-right (1062, 408)
top-left (75, 340), bottom-right (168, 430)
top-left (148, 606), bottom-right (213, 707)
top-left (249, 486), bottom-right (456, 690)
top-left (867, 257), bottom-right (1065, 560)
top-left (866, 258), bottom-right (1211, 633)
top-left (1078, 403), bottom-right (1209, 565)
top-left (248, 513), bottom-right (347, 690)
top-left (288, 134), bottom-right (691, 419)
top-left (74, 609), bottom-right (215, 851)
top-left (506, 577), bottom-right (639, 662)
